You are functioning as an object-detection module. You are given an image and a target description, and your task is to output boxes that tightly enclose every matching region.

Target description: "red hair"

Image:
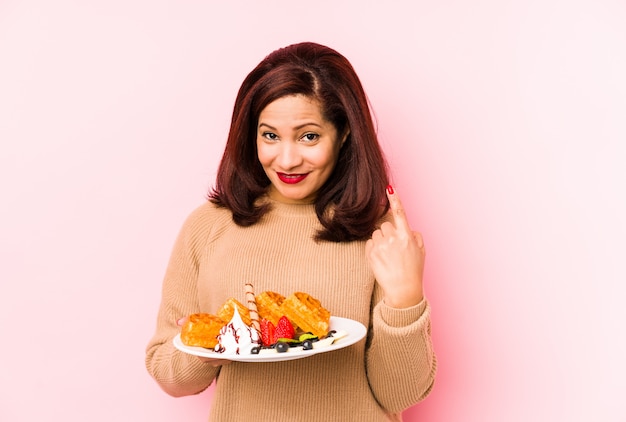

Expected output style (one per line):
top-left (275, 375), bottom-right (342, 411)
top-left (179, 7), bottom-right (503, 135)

top-left (209, 42), bottom-right (389, 242)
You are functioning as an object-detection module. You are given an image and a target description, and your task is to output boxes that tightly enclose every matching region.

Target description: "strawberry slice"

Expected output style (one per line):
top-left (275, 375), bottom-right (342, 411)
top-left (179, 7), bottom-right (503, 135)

top-left (274, 316), bottom-right (295, 343)
top-left (260, 319), bottom-right (275, 346)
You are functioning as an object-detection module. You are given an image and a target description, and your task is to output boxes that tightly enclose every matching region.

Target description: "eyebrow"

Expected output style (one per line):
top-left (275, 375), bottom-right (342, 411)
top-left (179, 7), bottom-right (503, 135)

top-left (258, 122), bottom-right (323, 131)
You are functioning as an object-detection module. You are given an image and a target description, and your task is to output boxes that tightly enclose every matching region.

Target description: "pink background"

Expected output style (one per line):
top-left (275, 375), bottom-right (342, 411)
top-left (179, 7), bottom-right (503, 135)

top-left (1, 1), bottom-right (625, 420)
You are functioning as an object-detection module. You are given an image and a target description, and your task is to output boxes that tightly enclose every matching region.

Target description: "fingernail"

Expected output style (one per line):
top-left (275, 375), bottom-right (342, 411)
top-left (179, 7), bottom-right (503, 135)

top-left (177, 317), bottom-right (185, 326)
top-left (386, 185), bottom-right (394, 195)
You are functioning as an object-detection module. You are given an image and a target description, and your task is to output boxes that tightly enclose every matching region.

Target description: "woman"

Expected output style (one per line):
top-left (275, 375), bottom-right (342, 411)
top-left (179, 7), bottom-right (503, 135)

top-left (146, 42), bottom-right (436, 421)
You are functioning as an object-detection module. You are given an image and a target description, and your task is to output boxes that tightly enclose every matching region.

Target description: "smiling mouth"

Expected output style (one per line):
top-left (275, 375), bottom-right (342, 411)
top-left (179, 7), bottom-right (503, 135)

top-left (276, 172), bottom-right (308, 184)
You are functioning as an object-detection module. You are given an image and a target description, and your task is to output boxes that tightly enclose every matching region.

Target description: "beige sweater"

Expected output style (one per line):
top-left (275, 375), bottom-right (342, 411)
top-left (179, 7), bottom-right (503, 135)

top-left (145, 199), bottom-right (436, 421)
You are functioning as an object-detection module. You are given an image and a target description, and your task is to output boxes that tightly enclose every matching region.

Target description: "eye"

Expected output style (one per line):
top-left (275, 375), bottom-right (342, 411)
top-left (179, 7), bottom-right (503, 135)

top-left (262, 132), bottom-right (278, 141)
top-left (300, 133), bottom-right (319, 143)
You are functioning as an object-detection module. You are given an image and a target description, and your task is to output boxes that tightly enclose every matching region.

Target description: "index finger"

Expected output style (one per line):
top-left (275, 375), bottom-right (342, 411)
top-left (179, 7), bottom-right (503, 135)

top-left (386, 185), bottom-right (412, 233)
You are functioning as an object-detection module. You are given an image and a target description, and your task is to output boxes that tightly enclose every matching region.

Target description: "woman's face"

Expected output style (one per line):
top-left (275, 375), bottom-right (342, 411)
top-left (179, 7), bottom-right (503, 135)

top-left (256, 95), bottom-right (345, 204)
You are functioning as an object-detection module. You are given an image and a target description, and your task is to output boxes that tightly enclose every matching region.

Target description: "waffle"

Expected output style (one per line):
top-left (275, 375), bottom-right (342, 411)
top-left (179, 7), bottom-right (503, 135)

top-left (280, 292), bottom-right (330, 338)
top-left (180, 313), bottom-right (224, 349)
top-left (216, 297), bottom-right (252, 326)
top-left (255, 291), bottom-right (286, 327)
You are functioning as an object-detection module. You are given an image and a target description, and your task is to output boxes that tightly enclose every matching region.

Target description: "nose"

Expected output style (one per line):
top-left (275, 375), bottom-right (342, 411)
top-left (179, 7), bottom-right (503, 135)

top-left (275, 141), bottom-right (303, 170)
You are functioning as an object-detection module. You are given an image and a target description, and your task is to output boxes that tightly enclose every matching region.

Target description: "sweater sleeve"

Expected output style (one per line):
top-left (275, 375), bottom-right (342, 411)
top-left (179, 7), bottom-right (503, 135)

top-left (365, 283), bottom-right (437, 413)
top-left (145, 204), bottom-right (221, 397)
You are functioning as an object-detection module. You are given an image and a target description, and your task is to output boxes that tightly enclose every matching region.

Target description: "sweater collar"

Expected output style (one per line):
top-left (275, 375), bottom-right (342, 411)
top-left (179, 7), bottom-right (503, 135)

top-left (261, 196), bottom-right (317, 218)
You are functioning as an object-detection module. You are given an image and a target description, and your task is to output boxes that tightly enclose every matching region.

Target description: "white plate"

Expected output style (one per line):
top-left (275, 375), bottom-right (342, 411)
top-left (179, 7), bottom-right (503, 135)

top-left (173, 316), bottom-right (367, 362)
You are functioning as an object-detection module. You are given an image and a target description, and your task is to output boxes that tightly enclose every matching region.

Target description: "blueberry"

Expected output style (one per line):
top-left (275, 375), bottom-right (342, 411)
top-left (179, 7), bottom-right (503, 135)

top-left (251, 346), bottom-right (261, 355)
top-left (276, 342), bottom-right (289, 353)
top-left (302, 340), bottom-right (313, 350)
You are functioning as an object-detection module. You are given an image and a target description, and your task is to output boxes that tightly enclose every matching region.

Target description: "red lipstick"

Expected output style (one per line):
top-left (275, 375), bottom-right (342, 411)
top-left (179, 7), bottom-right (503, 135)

top-left (277, 172), bottom-right (308, 184)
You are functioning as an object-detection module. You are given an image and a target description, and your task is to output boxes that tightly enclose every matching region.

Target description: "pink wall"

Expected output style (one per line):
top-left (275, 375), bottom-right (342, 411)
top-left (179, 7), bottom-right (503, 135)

top-left (1, 1), bottom-right (625, 420)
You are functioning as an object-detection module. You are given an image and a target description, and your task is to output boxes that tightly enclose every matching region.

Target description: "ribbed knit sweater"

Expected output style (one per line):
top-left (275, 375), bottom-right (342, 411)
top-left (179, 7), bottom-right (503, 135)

top-left (145, 198), bottom-right (436, 421)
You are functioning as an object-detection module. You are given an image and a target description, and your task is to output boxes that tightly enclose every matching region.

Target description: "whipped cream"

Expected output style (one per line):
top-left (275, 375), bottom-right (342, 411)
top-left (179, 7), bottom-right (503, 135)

top-left (214, 310), bottom-right (260, 355)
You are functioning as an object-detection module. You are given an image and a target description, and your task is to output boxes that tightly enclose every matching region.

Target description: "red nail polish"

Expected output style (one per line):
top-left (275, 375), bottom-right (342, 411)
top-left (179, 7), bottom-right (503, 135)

top-left (386, 185), bottom-right (394, 195)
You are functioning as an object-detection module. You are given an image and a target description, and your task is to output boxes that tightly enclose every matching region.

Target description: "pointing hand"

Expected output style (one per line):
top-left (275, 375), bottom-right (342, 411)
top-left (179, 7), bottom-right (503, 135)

top-left (365, 186), bottom-right (426, 308)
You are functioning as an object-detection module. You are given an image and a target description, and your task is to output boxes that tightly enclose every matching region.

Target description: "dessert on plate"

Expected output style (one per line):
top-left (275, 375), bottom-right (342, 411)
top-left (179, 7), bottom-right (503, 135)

top-left (179, 286), bottom-right (346, 356)
top-left (179, 313), bottom-right (224, 349)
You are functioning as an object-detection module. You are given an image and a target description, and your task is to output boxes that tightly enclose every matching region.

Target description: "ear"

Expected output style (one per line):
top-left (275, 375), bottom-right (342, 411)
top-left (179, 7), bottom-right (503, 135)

top-left (340, 128), bottom-right (351, 146)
